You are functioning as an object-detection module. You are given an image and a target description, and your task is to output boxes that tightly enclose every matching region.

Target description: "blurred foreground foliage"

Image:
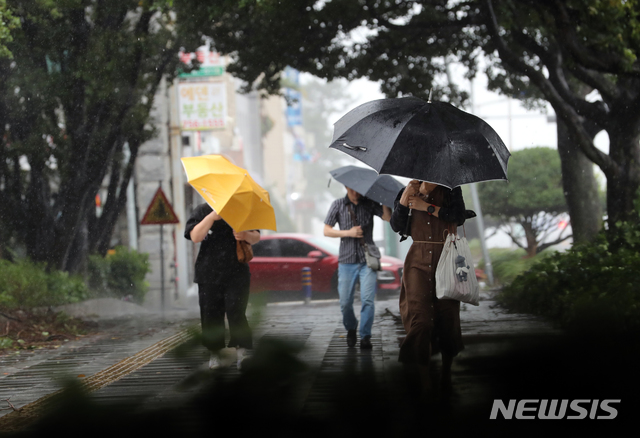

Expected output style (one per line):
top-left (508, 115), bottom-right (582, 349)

top-left (497, 221), bottom-right (640, 332)
top-left (0, 259), bottom-right (88, 310)
top-left (88, 246), bottom-right (150, 303)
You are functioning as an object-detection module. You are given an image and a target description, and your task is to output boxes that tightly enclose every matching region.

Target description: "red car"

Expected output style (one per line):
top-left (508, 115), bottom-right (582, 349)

top-left (249, 233), bottom-right (404, 296)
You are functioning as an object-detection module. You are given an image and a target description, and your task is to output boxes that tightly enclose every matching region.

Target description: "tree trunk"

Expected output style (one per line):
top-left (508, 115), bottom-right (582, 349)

top-left (522, 221), bottom-right (538, 257)
top-left (607, 171), bottom-right (640, 225)
top-left (24, 161), bottom-right (56, 264)
top-left (46, 185), bottom-right (97, 273)
top-left (66, 217), bottom-right (90, 276)
top-left (556, 120), bottom-right (603, 244)
top-left (89, 141), bottom-right (139, 257)
top-left (606, 127), bottom-right (640, 227)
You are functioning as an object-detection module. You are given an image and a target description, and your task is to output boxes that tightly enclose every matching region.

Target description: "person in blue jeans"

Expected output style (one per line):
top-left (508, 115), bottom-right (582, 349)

top-left (324, 186), bottom-right (391, 348)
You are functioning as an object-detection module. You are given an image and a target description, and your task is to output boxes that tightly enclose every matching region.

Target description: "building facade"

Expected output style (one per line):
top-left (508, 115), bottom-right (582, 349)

top-left (128, 48), bottom-right (303, 310)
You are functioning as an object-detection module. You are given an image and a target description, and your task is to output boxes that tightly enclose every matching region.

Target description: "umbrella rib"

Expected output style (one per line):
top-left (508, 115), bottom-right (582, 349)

top-left (378, 107), bottom-right (420, 175)
top-left (430, 104), bottom-right (453, 188)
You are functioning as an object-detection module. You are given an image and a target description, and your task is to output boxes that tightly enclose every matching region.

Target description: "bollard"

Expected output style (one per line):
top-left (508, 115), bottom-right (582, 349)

top-left (301, 267), bottom-right (312, 304)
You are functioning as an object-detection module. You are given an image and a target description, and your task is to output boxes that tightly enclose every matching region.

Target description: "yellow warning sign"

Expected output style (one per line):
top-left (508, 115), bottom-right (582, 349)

top-left (141, 187), bottom-right (179, 225)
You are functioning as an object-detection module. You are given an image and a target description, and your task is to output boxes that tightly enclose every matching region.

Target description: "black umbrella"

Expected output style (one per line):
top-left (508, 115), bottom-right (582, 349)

top-left (329, 97), bottom-right (510, 189)
top-left (329, 165), bottom-right (405, 208)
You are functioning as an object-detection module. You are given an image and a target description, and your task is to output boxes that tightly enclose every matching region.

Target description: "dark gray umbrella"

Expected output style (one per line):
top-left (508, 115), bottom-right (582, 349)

top-left (329, 165), bottom-right (405, 208)
top-left (329, 97), bottom-right (510, 188)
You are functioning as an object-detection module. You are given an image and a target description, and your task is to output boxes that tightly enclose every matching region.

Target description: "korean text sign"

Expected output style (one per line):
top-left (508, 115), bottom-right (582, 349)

top-left (178, 82), bottom-right (227, 131)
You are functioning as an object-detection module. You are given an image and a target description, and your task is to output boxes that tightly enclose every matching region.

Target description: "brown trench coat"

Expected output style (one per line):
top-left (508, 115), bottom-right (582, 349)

top-left (391, 185), bottom-right (468, 365)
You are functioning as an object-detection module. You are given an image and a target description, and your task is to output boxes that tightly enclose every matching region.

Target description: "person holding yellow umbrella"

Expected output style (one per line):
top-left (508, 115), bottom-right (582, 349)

top-left (182, 155), bottom-right (276, 371)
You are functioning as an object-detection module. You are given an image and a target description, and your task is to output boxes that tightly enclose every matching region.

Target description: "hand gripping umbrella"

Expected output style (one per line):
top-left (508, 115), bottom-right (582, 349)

top-left (181, 154), bottom-right (277, 232)
top-left (329, 97), bottom-right (510, 188)
top-left (329, 165), bottom-right (405, 208)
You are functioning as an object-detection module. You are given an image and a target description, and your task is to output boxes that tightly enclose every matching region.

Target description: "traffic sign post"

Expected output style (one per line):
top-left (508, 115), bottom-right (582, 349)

top-left (141, 183), bottom-right (180, 313)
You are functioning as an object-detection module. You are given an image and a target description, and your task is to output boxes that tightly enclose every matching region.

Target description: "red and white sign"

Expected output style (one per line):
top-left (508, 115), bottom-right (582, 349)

top-left (178, 46), bottom-right (225, 78)
top-left (178, 47), bottom-right (224, 68)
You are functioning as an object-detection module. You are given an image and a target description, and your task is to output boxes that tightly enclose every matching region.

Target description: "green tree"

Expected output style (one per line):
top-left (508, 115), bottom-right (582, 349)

top-left (478, 147), bottom-right (571, 257)
top-left (190, 0), bottom-right (640, 234)
top-left (0, 0), bottom-right (19, 59)
top-left (0, 0), bottom-right (202, 271)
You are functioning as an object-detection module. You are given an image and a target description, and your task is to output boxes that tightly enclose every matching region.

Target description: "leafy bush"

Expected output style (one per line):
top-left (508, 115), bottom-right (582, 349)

top-left (0, 259), bottom-right (88, 310)
top-left (88, 246), bottom-right (151, 303)
top-left (0, 337), bottom-right (14, 349)
top-left (497, 221), bottom-right (640, 333)
top-left (477, 248), bottom-right (553, 286)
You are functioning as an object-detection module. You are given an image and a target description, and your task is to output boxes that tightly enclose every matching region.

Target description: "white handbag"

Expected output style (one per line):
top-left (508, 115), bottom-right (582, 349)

top-left (435, 232), bottom-right (480, 306)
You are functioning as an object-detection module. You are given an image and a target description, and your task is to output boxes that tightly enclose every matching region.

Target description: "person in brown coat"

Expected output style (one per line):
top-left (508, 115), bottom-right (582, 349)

top-left (391, 180), bottom-right (469, 394)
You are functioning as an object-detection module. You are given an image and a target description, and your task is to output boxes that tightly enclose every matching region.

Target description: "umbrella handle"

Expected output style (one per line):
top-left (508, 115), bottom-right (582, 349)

top-left (342, 143), bottom-right (367, 152)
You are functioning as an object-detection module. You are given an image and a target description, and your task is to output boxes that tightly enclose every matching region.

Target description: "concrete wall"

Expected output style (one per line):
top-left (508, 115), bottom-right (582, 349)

top-left (135, 78), bottom-right (177, 311)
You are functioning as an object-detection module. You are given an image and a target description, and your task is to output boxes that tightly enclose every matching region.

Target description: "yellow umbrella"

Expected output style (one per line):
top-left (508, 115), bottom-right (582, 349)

top-left (181, 154), bottom-right (277, 232)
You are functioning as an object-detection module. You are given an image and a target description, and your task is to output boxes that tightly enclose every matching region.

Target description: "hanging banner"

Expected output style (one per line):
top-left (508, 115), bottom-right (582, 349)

top-left (178, 82), bottom-right (227, 131)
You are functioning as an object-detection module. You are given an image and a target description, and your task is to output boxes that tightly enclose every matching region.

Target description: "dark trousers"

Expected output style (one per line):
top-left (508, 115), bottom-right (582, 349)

top-left (197, 273), bottom-right (252, 352)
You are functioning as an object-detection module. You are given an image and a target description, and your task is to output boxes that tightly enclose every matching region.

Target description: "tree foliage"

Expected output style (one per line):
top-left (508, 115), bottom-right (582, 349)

top-left (192, 0), bottom-right (640, 228)
top-left (0, 0), bottom-right (201, 271)
top-left (0, 0), bottom-right (19, 58)
top-left (478, 147), bottom-right (570, 256)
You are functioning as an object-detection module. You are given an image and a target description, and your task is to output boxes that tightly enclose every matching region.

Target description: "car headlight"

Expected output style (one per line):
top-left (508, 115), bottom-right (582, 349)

top-left (381, 262), bottom-right (393, 268)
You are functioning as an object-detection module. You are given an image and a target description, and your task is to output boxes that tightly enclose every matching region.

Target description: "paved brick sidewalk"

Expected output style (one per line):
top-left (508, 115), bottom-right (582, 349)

top-left (0, 312), bottom-right (200, 417)
top-left (4, 291), bottom-right (633, 436)
top-left (0, 290), bottom-right (558, 417)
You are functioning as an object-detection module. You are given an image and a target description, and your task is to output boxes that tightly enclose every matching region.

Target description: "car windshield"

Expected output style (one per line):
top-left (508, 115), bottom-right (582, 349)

top-left (306, 236), bottom-right (339, 255)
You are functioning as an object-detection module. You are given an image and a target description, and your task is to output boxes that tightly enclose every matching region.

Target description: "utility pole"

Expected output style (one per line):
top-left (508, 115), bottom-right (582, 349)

top-left (444, 60), bottom-right (494, 285)
top-left (469, 79), bottom-right (494, 286)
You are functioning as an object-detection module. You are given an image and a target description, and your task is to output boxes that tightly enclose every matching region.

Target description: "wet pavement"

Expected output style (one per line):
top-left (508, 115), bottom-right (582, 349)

top-left (0, 290), bottom-right (634, 436)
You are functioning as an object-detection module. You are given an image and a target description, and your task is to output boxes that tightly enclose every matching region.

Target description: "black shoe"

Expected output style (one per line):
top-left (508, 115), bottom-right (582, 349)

top-left (360, 335), bottom-right (372, 349)
top-left (347, 329), bottom-right (357, 348)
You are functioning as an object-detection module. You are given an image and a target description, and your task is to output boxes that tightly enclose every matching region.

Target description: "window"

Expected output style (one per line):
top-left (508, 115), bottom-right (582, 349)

top-left (279, 239), bottom-right (316, 258)
top-left (252, 239), bottom-right (280, 257)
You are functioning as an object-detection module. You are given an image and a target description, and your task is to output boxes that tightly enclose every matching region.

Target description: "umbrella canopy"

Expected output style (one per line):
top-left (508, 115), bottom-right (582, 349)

top-left (329, 97), bottom-right (510, 189)
top-left (181, 154), bottom-right (277, 232)
top-left (329, 165), bottom-right (405, 208)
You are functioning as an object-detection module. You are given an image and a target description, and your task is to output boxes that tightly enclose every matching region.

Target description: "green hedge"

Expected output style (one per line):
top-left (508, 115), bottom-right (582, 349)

top-left (88, 246), bottom-right (150, 303)
top-left (497, 221), bottom-right (640, 333)
top-left (477, 248), bottom-right (553, 286)
top-left (0, 259), bottom-right (88, 310)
